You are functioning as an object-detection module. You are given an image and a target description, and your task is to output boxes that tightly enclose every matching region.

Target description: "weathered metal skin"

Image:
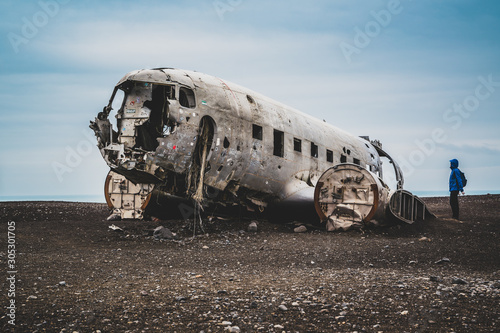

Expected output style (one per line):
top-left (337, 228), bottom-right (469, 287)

top-left (314, 163), bottom-right (391, 231)
top-left (104, 170), bottom-right (154, 219)
top-left (91, 68), bottom-right (408, 222)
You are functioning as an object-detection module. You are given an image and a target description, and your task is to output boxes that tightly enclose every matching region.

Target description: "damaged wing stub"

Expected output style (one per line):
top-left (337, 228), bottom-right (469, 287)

top-left (388, 189), bottom-right (436, 224)
top-left (314, 163), bottom-right (433, 231)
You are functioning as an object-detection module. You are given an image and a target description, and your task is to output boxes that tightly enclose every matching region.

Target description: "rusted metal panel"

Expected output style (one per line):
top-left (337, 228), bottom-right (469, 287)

top-left (104, 171), bottom-right (153, 219)
top-left (314, 163), bottom-right (390, 231)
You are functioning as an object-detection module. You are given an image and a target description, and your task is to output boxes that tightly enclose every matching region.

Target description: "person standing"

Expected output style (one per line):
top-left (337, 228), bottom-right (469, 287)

top-left (449, 159), bottom-right (465, 219)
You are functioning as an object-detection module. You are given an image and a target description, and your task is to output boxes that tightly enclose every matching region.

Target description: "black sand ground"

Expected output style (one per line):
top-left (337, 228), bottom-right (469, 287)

top-left (1, 195), bottom-right (499, 332)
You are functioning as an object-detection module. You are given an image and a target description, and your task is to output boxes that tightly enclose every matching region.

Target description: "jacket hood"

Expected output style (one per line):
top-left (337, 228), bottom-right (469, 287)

top-left (450, 159), bottom-right (459, 169)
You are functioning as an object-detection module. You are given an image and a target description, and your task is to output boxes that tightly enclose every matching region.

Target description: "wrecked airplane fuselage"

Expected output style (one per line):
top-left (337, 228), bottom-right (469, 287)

top-left (91, 68), bottom-right (430, 229)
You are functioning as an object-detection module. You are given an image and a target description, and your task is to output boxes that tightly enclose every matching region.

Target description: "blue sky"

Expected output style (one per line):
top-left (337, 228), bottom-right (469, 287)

top-left (1, 0), bottom-right (499, 200)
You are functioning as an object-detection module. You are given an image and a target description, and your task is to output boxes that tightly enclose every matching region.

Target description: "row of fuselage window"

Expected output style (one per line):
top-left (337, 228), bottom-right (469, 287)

top-left (251, 124), bottom-right (360, 165)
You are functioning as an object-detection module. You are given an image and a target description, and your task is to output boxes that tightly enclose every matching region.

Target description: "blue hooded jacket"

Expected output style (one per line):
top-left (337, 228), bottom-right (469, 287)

top-left (449, 159), bottom-right (464, 192)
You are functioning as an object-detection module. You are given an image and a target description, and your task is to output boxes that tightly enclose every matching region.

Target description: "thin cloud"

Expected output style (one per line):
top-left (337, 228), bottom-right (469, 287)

top-left (0, 0), bottom-right (499, 197)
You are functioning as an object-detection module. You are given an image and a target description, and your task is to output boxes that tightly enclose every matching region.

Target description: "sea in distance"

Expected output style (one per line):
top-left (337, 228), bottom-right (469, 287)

top-left (0, 190), bottom-right (499, 203)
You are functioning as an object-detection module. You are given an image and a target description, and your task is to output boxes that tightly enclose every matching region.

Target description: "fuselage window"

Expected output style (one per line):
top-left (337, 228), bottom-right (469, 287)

top-left (273, 130), bottom-right (284, 157)
top-left (327, 149), bottom-right (333, 163)
top-left (252, 124), bottom-right (263, 140)
top-left (311, 142), bottom-right (318, 158)
top-left (179, 87), bottom-right (196, 108)
top-left (353, 158), bottom-right (360, 165)
top-left (293, 138), bottom-right (302, 152)
top-left (165, 85), bottom-right (176, 100)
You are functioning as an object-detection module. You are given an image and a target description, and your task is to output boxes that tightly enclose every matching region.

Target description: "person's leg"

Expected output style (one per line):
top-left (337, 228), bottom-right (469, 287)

top-left (450, 191), bottom-right (459, 219)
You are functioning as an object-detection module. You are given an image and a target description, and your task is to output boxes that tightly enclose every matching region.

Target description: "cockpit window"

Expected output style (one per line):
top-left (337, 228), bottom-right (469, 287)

top-left (109, 88), bottom-right (125, 129)
top-left (165, 85), bottom-right (176, 100)
top-left (179, 87), bottom-right (196, 108)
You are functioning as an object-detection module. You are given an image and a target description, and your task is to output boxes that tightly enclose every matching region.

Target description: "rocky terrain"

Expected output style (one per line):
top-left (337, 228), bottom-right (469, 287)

top-left (1, 195), bottom-right (499, 332)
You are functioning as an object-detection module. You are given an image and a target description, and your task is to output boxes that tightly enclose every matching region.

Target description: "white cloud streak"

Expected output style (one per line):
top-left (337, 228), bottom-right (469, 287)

top-left (1, 0), bottom-right (499, 197)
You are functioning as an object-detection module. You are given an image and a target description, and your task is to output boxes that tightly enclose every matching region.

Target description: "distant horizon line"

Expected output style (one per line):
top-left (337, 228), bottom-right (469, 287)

top-left (1, 190), bottom-right (499, 203)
